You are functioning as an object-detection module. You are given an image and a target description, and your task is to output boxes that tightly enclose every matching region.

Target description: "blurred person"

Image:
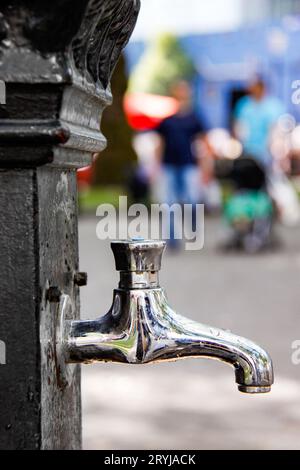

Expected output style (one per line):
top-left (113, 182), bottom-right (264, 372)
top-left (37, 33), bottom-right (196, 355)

top-left (131, 131), bottom-right (163, 203)
top-left (234, 77), bottom-right (284, 170)
top-left (127, 132), bottom-right (156, 204)
top-left (234, 77), bottom-right (300, 227)
top-left (154, 80), bottom-right (210, 249)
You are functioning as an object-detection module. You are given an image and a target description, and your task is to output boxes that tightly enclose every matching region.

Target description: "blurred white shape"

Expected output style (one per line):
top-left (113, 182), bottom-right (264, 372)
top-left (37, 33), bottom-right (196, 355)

top-left (267, 27), bottom-right (289, 56)
top-left (224, 138), bottom-right (243, 160)
top-left (207, 128), bottom-right (230, 156)
top-left (291, 125), bottom-right (300, 150)
top-left (277, 113), bottom-right (296, 134)
top-left (207, 128), bottom-right (243, 159)
top-left (268, 172), bottom-right (300, 227)
top-left (132, 0), bottom-right (242, 40)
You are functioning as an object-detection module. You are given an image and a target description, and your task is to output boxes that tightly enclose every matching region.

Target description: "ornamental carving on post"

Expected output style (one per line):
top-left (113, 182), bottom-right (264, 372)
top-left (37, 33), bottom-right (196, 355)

top-left (0, 0), bottom-right (140, 450)
top-left (0, 0), bottom-right (140, 161)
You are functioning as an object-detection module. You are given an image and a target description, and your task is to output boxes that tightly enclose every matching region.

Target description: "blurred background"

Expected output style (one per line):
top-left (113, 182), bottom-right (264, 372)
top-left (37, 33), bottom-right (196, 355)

top-left (79, 0), bottom-right (300, 449)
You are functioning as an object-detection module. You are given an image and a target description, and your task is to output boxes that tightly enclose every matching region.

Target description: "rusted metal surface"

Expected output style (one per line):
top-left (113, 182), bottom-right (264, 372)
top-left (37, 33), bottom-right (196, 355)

top-left (0, 0), bottom-right (140, 450)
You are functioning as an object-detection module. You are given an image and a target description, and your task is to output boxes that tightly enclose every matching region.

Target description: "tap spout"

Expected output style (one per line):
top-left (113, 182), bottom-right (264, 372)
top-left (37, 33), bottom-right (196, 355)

top-left (65, 288), bottom-right (273, 394)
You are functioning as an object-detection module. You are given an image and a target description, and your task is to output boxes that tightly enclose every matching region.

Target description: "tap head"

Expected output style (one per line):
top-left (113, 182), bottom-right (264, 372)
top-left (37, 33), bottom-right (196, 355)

top-left (111, 239), bottom-right (166, 272)
top-left (111, 239), bottom-right (166, 289)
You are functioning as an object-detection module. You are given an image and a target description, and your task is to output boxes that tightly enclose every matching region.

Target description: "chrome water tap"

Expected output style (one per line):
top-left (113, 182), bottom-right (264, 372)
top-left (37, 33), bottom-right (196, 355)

top-left (60, 239), bottom-right (273, 393)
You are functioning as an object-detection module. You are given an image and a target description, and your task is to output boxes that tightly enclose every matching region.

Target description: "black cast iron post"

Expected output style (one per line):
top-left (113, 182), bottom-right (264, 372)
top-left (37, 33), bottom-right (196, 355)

top-left (0, 0), bottom-right (140, 450)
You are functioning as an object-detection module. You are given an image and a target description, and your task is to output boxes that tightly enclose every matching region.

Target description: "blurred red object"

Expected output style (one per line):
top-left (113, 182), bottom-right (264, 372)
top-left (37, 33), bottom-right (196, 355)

top-left (77, 165), bottom-right (93, 190)
top-left (124, 92), bottom-right (179, 131)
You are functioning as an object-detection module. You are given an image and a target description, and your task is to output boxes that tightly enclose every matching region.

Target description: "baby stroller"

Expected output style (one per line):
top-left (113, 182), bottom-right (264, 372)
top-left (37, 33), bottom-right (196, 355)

top-left (216, 155), bottom-right (274, 253)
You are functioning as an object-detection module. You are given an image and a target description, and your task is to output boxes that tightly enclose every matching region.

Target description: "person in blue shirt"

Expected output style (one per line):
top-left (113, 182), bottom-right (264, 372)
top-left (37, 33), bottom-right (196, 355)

top-left (155, 80), bottom-right (209, 248)
top-left (234, 77), bottom-right (284, 169)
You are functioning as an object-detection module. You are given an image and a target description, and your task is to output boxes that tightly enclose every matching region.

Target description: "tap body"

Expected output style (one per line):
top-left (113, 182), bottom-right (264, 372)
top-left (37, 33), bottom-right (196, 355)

top-left (63, 240), bottom-right (274, 394)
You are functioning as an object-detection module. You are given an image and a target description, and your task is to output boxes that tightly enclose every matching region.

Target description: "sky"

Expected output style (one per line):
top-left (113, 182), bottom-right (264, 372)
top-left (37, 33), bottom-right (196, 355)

top-left (132, 0), bottom-right (243, 41)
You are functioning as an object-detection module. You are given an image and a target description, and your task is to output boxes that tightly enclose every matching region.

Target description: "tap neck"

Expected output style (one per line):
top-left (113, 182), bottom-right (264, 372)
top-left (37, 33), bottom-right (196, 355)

top-left (119, 270), bottom-right (160, 289)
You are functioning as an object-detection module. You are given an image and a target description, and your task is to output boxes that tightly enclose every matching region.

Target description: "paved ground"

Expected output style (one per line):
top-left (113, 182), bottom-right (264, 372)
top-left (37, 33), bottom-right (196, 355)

top-left (79, 215), bottom-right (300, 449)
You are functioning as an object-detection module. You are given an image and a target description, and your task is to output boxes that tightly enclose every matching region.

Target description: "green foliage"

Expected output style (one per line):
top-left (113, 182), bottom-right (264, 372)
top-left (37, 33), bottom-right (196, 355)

top-left (79, 186), bottom-right (124, 213)
top-left (94, 54), bottom-right (137, 185)
top-left (128, 33), bottom-right (196, 96)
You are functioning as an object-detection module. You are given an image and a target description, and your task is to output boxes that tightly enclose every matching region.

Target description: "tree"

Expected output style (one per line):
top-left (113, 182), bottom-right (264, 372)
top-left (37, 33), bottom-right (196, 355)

top-left (128, 33), bottom-right (196, 96)
top-left (94, 54), bottom-right (137, 185)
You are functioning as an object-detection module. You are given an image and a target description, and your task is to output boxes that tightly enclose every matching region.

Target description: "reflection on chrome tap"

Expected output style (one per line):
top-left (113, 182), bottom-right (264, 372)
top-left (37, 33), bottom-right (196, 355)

top-left (64, 240), bottom-right (274, 394)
